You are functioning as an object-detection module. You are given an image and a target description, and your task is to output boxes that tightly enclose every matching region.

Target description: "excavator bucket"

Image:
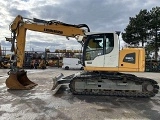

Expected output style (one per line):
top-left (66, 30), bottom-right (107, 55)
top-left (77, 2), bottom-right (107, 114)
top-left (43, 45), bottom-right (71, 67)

top-left (5, 70), bottom-right (37, 90)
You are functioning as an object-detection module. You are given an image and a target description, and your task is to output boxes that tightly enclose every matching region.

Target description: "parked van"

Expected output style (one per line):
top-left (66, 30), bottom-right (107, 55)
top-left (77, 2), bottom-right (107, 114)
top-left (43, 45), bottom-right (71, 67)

top-left (62, 58), bottom-right (83, 70)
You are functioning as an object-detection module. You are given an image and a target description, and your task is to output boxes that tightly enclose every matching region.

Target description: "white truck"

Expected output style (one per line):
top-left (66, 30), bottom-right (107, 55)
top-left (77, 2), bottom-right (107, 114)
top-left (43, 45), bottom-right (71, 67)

top-left (62, 58), bottom-right (83, 70)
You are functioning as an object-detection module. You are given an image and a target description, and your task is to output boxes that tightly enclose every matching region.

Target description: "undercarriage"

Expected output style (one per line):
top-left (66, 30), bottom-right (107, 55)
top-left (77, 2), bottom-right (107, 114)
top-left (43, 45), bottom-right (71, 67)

top-left (52, 71), bottom-right (159, 97)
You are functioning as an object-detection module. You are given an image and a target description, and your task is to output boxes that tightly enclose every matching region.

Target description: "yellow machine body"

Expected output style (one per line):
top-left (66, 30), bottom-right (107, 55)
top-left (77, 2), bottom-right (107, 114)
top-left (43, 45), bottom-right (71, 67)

top-left (84, 48), bottom-right (145, 72)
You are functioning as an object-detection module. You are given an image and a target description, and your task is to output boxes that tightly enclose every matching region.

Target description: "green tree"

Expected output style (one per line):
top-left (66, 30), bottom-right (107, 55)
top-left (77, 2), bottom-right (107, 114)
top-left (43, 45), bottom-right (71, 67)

top-left (123, 7), bottom-right (160, 60)
top-left (122, 9), bottom-right (149, 47)
top-left (148, 6), bottom-right (160, 60)
top-left (145, 42), bottom-right (155, 58)
top-left (122, 17), bottom-right (139, 46)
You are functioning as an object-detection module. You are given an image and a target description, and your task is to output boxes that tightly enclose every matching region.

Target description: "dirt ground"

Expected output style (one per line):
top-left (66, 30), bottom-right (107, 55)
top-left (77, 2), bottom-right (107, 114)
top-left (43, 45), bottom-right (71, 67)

top-left (0, 68), bottom-right (160, 120)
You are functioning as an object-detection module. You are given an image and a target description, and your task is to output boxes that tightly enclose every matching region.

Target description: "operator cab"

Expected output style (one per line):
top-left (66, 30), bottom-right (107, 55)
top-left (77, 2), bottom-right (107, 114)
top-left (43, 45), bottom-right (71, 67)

top-left (83, 33), bottom-right (114, 60)
top-left (82, 32), bottom-right (119, 69)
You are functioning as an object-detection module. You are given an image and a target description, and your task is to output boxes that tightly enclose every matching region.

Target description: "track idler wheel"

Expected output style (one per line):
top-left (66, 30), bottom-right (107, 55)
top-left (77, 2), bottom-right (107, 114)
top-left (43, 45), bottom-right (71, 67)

top-left (5, 70), bottom-right (37, 90)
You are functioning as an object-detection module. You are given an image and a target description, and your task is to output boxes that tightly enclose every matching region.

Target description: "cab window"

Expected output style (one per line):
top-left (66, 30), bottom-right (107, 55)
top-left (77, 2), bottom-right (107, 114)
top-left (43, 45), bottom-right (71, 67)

top-left (85, 33), bottom-right (114, 60)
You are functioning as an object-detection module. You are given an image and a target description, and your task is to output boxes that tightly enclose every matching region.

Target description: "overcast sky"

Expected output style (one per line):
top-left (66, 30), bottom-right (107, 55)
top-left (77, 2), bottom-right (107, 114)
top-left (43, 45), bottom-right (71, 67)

top-left (0, 0), bottom-right (159, 52)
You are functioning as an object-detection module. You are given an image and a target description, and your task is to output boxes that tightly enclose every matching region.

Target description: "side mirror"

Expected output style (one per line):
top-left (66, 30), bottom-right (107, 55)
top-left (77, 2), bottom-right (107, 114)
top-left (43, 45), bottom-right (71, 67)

top-left (77, 35), bottom-right (84, 42)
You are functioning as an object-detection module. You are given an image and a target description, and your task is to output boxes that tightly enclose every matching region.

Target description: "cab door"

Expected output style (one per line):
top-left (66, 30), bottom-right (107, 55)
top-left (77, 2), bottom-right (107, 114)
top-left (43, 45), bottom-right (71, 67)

top-left (83, 33), bottom-right (105, 67)
top-left (103, 33), bottom-right (119, 68)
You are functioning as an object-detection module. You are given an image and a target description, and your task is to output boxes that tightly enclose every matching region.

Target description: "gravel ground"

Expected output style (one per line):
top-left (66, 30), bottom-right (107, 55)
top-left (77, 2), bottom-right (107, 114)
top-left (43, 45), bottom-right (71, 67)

top-left (0, 68), bottom-right (160, 120)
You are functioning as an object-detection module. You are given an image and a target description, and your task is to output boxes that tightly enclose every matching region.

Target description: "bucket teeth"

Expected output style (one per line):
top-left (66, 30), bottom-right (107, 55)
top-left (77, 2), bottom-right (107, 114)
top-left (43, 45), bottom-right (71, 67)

top-left (5, 70), bottom-right (37, 90)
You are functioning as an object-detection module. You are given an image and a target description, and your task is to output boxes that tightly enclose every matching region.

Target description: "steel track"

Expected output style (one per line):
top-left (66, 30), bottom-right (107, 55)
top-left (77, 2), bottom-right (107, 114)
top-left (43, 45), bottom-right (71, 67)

top-left (69, 71), bottom-right (159, 97)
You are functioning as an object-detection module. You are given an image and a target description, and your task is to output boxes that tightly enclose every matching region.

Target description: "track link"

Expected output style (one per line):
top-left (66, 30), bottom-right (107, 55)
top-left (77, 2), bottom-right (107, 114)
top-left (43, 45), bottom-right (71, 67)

top-left (69, 71), bottom-right (159, 97)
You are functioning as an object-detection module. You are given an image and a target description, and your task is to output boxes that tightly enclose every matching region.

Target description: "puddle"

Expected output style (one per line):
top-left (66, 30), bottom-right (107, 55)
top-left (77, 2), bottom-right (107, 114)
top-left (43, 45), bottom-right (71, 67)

top-left (97, 108), bottom-right (114, 112)
top-left (0, 83), bottom-right (5, 89)
top-left (0, 104), bottom-right (18, 112)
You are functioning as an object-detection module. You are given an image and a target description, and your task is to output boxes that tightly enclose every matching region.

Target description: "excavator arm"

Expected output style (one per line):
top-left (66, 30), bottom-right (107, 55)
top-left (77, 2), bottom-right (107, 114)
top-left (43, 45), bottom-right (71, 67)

top-left (10, 15), bottom-right (89, 68)
top-left (6, 15), bottom-right (90, 90)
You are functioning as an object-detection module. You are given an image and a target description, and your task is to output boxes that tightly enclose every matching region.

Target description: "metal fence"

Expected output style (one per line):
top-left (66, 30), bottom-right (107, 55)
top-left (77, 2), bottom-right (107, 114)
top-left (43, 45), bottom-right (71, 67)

top-left (145, 60), bottom-right (160, 72)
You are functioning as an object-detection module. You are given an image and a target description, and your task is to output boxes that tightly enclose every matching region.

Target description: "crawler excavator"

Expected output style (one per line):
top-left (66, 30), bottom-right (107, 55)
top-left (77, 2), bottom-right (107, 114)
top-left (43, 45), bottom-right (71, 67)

top-left (6, 15), bottom-right (159, 97)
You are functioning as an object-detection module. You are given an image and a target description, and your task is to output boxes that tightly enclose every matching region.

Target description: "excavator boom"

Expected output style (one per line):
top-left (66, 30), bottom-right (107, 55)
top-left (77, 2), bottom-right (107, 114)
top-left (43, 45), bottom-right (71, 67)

top-left (6, 15), bottom-right (89, 90)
